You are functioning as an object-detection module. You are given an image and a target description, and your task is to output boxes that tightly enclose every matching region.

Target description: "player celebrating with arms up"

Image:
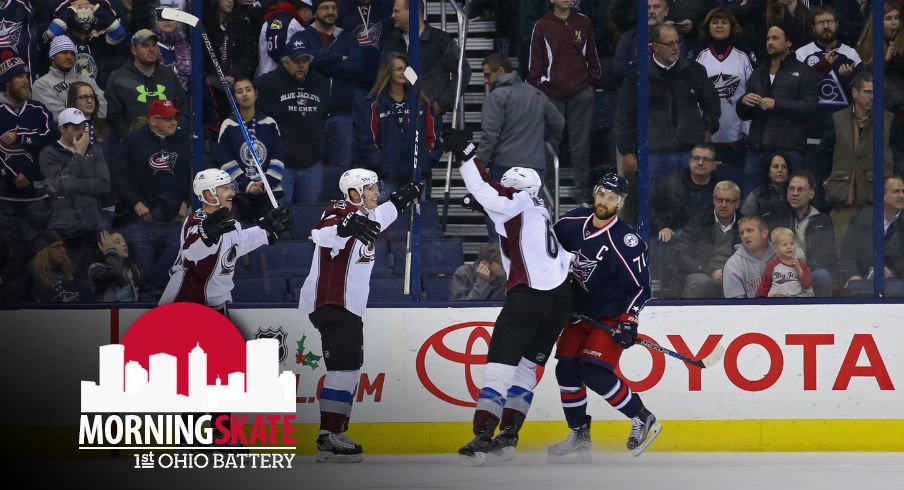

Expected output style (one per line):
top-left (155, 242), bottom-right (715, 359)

top-left (548, 173), bottom-right (660, 463)
top-left (445, 130), bottom-right (573, 467)
top-left (299, 168), bottom-right (421, 463)
top-left (159, 169), bottom-right (293, 313)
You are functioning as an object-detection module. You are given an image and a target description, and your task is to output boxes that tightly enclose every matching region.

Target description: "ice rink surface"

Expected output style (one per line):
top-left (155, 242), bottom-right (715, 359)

top-left (8, 452), bottom-right (903, 490)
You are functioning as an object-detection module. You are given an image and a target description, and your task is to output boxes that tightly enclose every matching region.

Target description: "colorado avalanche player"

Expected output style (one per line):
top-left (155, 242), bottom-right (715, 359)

top-left (548, 173), bottom-right (660, 462)
top-left (444, 130), bottom-right (573, 467)
top-left (298, 168), bottom-right (420, 463)
top-left (159, 169), bottom-right (293, 314)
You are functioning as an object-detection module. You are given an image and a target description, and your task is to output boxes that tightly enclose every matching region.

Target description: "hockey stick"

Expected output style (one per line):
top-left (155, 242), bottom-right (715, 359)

top-left (570, 312), bottom-right (725, 369)
top-left (159, 7), bottom-right (278, 209)
top-left (439, 0), bottom-right (468, 231)
top-left (402, 66), bottom-right (421, 295)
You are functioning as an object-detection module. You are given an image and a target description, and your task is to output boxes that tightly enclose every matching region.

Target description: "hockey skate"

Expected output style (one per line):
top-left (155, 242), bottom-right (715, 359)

top-left (486, 427), bottom-right (519, 464)
top-left (626, 408), bottom-right (662, 457)
top-left (316, 431), bottom-right (363, 463)
top-left (546, 416), bottom-right (592, 464)
top-left (458, 433), bottom-right (494, 467)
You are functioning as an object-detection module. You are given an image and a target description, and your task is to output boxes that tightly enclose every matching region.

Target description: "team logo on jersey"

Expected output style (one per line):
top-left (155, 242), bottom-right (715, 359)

top-left (75, 51), bottom-right (97, 79)
top-left (353, 22), bottom-right (383, 47)
top-left (148, 151), bottom-right (178, 174)
top-left (255, 326), bottom-right (289, 364)
top-left (624, 233), bottom-right (639, 248)
top-left (240, 139), bottom-right (268, 171)
top-left (356, 241), bottom-right (376, 264)
top-left (0, 19), bottom-right (23, 50)
top-left (220, 245), bottom-right (237, 275)
top-left (710, 73), bottom-right (742, 100)
top-left (573, 30), bottom-right (582, 43)
top-left (571, 251), bottom-right (597, 291)
top-left (269, 19), bottom-right (283, 30)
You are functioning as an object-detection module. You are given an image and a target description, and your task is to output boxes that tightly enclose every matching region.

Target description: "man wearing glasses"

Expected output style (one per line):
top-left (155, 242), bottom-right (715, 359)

top-left (32, 35), bottom-right (108, 119)
top-left (111, 99), bottom-right (191, 295)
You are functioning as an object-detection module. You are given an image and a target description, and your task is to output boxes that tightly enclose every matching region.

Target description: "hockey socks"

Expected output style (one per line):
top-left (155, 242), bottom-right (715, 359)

top-left (319, 370), bottom-right (358, 433)
top-left (581, 362), bottom-right (641, 419)
top-left (555, 360), bottom-right (589, 428)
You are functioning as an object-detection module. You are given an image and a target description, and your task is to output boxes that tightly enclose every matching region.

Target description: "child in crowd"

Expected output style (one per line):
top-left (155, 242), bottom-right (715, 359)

top-left (757, 227), bottom-right (814, 297)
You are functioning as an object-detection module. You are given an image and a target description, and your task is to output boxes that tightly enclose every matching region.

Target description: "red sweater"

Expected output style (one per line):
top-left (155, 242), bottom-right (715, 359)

top-left (527, 10), bottom-right (601, 100)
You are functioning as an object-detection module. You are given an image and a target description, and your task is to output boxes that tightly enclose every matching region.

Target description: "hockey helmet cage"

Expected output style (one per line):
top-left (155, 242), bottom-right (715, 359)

top-left (339, 168), bottom-right (379, 206)
top-left (500, 167), bottom-right (542, 197)
top-left (193, 168), bottom-right (234, 207)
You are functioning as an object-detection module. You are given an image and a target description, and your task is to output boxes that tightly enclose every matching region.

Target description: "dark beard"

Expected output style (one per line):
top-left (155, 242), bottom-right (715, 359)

top-left (594, 206), bottom-right (617, 221)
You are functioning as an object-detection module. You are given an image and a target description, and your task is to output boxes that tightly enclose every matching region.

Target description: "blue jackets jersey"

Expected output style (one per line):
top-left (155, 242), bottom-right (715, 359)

top-left (337, 0), bottom-right (394, 90)
top-left (366, 92), bottom-right (441, 186)
top-left (0, 98), bottom-right (57, 201)
top-left (214, 113), bottom-right (285, 194)
top-left (554, 207), bottom-right (651, 319)
top-left (291, 27), bottom-right (362, 115)
top-left (0, 0), bottom-right (37, 81)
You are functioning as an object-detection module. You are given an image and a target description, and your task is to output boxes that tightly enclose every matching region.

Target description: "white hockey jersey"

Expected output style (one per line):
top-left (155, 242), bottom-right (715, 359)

top-left (460, 157), bottom-right (572, 291)
top-left (795, 42), bottom-right (862, 108)
top-left (695, 45), bottom-right (754, 143)
top-left (159, 209), bottom-right (269, 308)
top-left (298, 199), bottom-right (399, 317)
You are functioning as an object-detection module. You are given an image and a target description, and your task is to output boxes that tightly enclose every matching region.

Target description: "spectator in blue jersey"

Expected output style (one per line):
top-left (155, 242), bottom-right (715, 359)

top-left (215, 78), bottom-right (286, 223)
top-left (39, 107), bottom-right (110, 275)
top-left (795, 6), bottom-right (862, 176)
top-left (111, 99), bottom-right (192, 294)
top-left (616, 23), bottom-right (721, 188)
top-left (365, 52), bottom-right (441, 194)
top-left (255, 37), bottom-right (331, 205)
top-left (255, 0), bottom-right (313, 78)
top-left (0, 57), bottom-right (57, 241)
top-left (0, 0), bottom-right (38, 83)
top-left (548, 173), bottom-right (660, 462)
top-left (291, 0), bottom-right (363, 169)
top-left (693, 7), bottom-right (755, 188)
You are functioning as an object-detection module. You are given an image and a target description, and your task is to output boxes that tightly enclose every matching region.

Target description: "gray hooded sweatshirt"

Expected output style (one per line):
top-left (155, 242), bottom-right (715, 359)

top-left (32, 65), bottom-right (107, 118)
top-left (722, 243), bottom-right (777, 298)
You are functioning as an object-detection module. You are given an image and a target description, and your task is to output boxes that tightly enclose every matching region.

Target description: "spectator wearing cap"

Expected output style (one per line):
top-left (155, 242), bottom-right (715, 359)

top-left (111, 99), bottom-right (192, 293)
top-left (291, 0), bottom-right (363, 169)
top-left (38, 107), bottom-right (110, 274)
top-left (0, 57), bottom-right (57, 239)
top-left (22, 229), bottom-right (93, 303)
top-left (105, 29), bottom-right (189, 140)
top-left (449, 241), bottom-right (506, 301)
top-left (33, 35), bottom-right (108, 120)
top-left (255, 0), bottom-right (314, 78)
top-left (255, 37), bottom-right (331, 204)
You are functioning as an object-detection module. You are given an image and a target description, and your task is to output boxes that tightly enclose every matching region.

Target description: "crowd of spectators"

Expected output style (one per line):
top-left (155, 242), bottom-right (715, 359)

top-left (2, 0), bottom-right (904, 303)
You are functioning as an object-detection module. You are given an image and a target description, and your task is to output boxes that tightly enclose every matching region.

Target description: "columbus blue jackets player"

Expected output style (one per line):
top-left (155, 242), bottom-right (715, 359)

top-left (548, 173), bottom-right (661, 462)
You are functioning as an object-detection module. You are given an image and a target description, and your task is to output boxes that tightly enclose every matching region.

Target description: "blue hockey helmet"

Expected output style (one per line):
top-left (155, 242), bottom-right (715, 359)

top-left (594, 173), bottom-right (629, 197)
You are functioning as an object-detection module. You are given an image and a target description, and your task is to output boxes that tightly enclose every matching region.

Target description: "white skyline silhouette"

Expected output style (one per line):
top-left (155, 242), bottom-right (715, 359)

top-left (81, 339), bottom-right (295, 413)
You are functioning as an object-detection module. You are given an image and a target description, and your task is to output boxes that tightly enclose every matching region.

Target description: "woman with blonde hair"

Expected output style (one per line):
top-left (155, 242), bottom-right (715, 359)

top-left (23, 230), bottom-right (92, 303)
top-left (855, 1), bottom-right (904, 70)
top-left (364, 52), bottom-right (442, 194)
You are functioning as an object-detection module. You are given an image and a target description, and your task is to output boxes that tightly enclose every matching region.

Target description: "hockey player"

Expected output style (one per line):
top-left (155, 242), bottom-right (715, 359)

top-left (444, 130), bottom-right (573, 467)
top-left (547, 173), bottom-right (660, 463)
top-left (298, 168), bottom-right (421, 463)
top-left (159, 168), bottom-right (293, 313)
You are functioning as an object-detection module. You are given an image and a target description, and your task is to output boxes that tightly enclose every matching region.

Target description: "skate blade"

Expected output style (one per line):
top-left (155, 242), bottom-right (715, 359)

top-left (546, 450), bottom-right (592, 464)
top-left (485, 447), bottom-right (515, 465)
top-left (630, 422), bottom-right (662, 457)
top-left (458, 452), bottom-right (487, 467)
top-left (316, 451), bottom-right (363, 463)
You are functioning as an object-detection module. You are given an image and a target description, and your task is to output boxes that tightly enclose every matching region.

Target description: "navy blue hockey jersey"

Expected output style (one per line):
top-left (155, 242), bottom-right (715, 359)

top-left (553, 207), bottom-right (651, 319)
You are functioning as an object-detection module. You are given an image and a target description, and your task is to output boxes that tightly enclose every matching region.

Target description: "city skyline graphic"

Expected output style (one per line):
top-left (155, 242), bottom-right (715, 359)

top-left (81, 338), bottom-right (296, 413)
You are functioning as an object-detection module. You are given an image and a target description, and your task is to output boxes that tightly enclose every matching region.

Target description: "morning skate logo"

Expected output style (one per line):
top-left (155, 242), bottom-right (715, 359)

top-left (79, 303), bottom-right (298, 470)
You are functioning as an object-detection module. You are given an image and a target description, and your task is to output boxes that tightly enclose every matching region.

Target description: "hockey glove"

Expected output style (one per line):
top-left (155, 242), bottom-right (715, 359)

top-left (612, 313), bottom-right (639, 349)
top-left (443, 129), bottom-right (477, 162)
top-left (257, 205), bottom-right (294, 244)
top-left (461, 193), bottom-right (485, 214)
top-left (390, 182), bottom-right (423, 212)
top-left (200, 208), bottom-right (237, 246)
top-left (337, 213), bottom-right (381, 246)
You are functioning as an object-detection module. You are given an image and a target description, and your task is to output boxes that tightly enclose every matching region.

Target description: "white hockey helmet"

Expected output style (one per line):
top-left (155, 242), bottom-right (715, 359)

top-left (339, 168), bottom-right (380, 207)
top-left (500, 167), bottom-right (542, 197)
top-left (193, 168), bottom-right (234, 207)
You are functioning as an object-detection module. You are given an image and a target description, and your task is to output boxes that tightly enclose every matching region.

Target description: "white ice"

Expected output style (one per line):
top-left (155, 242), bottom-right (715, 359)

top-left (19, 451), bottom-right (904, 490)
